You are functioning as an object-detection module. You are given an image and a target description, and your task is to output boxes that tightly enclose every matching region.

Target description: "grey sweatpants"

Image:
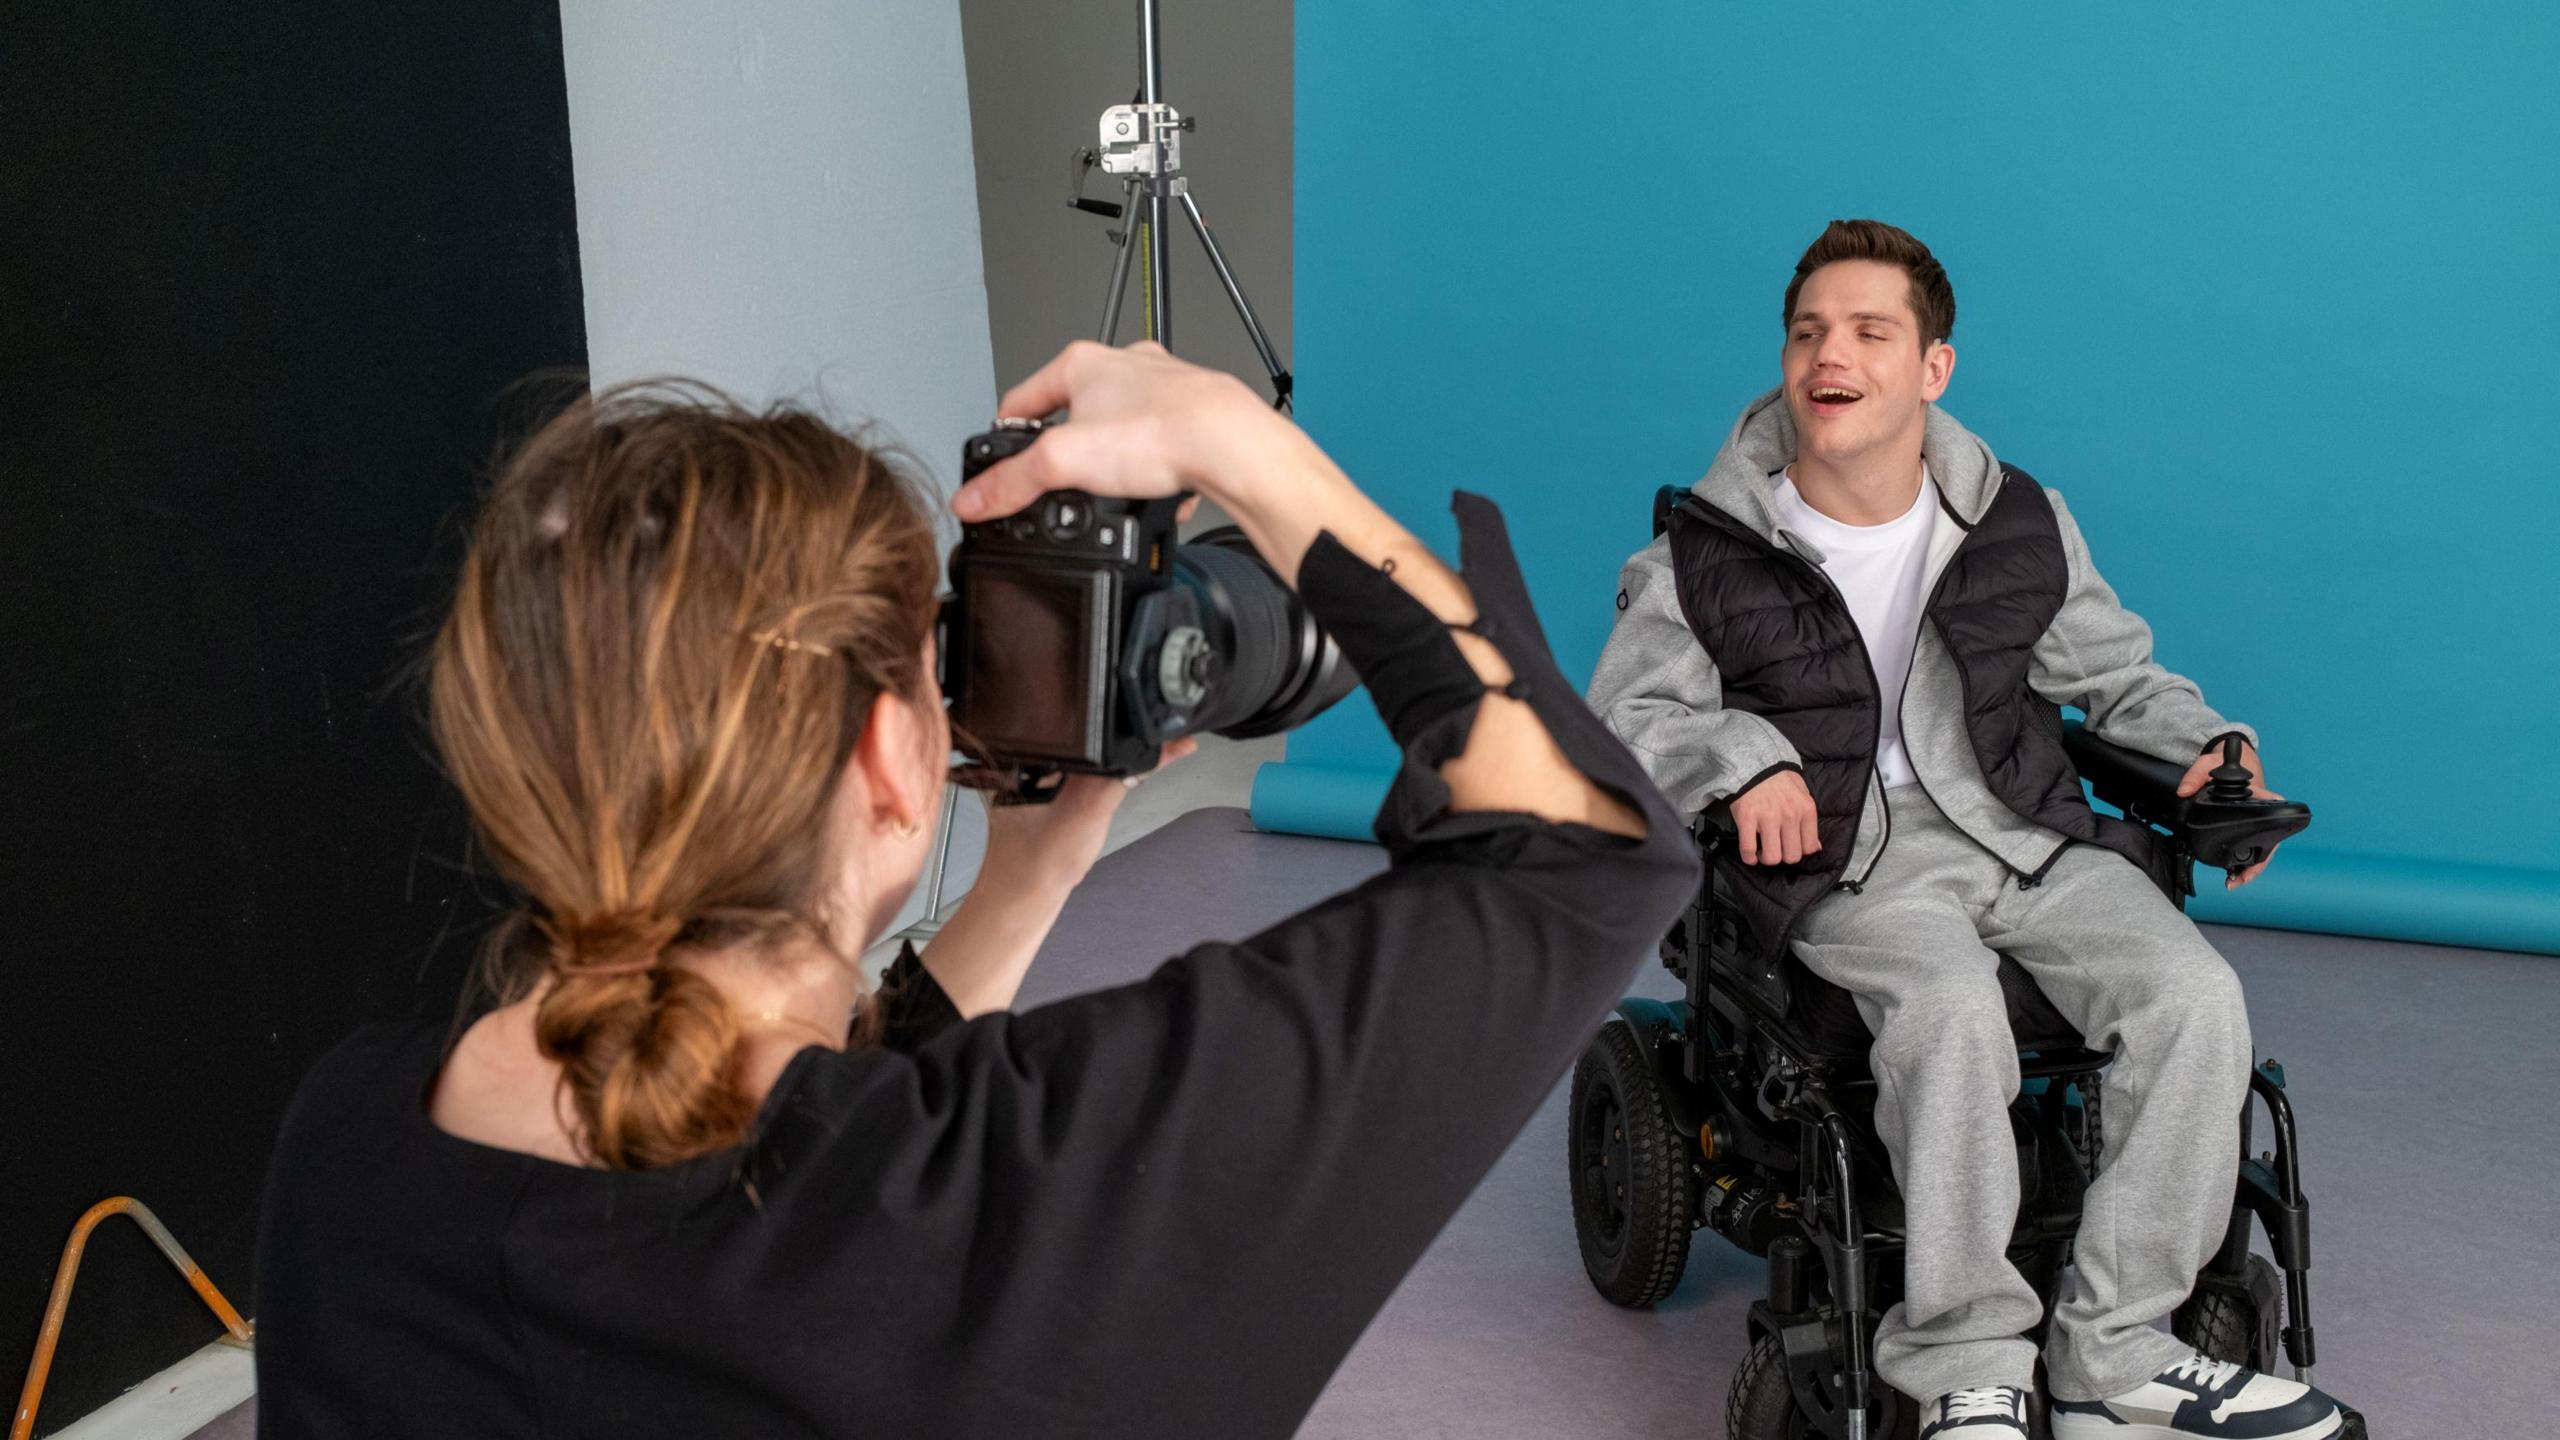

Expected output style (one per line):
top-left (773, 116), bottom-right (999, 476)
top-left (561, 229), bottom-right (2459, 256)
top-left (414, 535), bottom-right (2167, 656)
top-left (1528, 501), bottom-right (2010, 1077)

top-left (1790, 786), bottom-right (2253, 1405)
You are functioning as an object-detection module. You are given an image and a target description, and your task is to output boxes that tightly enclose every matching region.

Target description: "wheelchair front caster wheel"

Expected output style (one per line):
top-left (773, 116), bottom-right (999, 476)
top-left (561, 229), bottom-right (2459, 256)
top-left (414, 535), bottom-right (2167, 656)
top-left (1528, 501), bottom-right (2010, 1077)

top-left (2172, 1255), bottom-right (2283, 1370)
top-left (1725, 1332), bottom-right (1917, 1440)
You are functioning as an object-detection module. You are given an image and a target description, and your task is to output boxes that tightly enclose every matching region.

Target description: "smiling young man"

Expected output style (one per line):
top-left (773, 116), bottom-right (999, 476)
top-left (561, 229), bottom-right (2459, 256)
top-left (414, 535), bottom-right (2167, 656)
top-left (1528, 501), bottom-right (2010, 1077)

top-left (1587, 221), bottom-right (2352, 1440)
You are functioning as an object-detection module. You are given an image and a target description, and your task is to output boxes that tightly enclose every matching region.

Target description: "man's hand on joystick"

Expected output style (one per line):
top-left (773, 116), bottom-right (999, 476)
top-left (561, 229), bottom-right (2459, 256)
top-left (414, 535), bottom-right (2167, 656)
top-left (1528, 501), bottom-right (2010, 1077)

top-left (2175, 735), bottom-right (2283, 889)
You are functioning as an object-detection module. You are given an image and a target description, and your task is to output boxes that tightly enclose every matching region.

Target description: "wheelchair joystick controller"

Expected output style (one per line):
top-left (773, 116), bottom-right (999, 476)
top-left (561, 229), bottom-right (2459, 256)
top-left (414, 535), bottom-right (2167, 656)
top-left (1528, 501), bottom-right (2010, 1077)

top-left (2203, 734), bottom-right (2257, 804)
top-left (2175, 733), bottom-right (2311, 874)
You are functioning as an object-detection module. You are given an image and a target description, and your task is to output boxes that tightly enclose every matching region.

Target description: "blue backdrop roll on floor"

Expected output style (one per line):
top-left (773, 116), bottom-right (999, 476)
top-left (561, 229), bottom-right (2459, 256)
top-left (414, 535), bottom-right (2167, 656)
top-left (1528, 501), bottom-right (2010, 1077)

top-left (1254, 1), bottom-right (2560, 955)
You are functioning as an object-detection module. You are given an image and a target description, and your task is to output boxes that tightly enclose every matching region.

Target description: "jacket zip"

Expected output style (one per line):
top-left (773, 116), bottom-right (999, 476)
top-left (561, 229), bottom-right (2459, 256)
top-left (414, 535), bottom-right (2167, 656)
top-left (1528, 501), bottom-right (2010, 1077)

top-left (1868, 557), bottom-right (1961, 888)
top-left (1872, 468), bottom-right (2073, 892)
top-left (1878, 616), bottom-right (2061, 891)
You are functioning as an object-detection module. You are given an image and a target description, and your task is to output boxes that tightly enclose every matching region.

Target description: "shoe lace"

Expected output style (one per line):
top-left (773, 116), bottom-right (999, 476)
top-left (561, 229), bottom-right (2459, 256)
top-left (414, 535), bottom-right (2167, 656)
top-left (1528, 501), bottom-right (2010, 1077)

top-left (1945, 1387), bottom-right (2020, 1419)
top-left (2163, 1352), bottom-right (2244, 1390)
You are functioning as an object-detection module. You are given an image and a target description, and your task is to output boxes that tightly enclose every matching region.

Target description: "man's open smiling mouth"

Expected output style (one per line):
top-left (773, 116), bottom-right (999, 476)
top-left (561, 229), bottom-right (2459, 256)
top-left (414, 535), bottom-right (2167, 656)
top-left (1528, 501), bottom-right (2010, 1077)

top-left (1807, 383), bottom-right (1864, 416)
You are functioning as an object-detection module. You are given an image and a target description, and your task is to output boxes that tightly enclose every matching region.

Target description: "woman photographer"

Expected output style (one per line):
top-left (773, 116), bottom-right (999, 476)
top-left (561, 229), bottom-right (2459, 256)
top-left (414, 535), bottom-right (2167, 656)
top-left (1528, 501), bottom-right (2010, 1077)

top-left (253, 342), bottom-right (1699, 1437)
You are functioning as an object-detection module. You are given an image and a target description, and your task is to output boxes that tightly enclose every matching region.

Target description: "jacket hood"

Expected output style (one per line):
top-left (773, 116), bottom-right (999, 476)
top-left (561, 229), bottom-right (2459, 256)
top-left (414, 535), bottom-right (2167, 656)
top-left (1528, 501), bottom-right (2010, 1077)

top-left (1691, 388), bottom-right (2006, 540)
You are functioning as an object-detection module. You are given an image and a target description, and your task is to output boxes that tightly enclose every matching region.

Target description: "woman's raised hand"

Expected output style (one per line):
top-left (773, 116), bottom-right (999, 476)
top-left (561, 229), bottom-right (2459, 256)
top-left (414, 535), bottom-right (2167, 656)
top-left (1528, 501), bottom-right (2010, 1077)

top-left (953, 340), bottom-right (1362, 588)
top-left (951, 341), bottom-right (1282, 525)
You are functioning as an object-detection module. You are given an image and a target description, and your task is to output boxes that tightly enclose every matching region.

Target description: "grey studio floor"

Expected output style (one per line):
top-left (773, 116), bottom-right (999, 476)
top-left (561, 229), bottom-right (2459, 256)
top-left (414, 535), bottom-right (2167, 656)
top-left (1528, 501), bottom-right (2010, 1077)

top-left (186, 806), bottom-right (2550, 1438)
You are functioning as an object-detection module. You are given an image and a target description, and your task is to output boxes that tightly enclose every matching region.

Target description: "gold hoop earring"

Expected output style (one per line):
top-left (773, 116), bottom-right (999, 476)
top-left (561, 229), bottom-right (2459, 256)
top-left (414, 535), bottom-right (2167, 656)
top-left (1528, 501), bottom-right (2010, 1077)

top-left (890, 818), bottom-right (921, 840)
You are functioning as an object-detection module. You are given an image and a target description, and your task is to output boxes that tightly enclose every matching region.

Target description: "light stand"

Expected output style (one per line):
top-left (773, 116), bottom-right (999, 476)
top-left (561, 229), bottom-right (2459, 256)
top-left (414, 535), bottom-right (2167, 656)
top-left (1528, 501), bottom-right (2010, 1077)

top-left (1084, 0), bottom-right (1292, 408)
top-left (895, 0), bottom-right (1290, 953)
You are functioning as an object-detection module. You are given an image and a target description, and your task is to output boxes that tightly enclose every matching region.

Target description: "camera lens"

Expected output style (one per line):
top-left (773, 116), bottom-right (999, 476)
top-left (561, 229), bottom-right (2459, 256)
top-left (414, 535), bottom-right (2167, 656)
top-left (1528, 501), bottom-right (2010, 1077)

top-left (1166, 532), bottom-right (1357, 740)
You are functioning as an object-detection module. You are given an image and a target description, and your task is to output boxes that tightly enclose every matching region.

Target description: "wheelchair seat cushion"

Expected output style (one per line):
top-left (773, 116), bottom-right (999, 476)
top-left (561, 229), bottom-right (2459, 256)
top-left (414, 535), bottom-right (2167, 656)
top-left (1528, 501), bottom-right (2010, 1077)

top-left (1784, 954), bottom-right (2089, 1059)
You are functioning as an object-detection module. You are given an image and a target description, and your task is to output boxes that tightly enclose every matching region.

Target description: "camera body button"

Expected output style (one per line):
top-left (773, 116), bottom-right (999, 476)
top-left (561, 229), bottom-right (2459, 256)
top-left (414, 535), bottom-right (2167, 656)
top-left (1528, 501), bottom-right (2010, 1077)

top-left (1043, 495), bottom-right (1093, 543)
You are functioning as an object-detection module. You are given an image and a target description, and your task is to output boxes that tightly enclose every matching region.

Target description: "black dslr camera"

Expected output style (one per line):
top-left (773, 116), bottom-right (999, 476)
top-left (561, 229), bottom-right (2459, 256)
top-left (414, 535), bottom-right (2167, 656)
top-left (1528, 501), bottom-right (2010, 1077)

top-left (940, 418), bottom-right (1356, 800)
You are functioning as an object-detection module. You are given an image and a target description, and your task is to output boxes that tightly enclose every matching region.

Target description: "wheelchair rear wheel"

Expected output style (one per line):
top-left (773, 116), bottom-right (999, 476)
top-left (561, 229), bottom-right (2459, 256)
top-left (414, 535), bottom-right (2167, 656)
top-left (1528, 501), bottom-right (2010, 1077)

top-left (1567, 1019), bottom-right (1694, 1308)
top-left (1726, 1331), bottom-right (1918, 1440)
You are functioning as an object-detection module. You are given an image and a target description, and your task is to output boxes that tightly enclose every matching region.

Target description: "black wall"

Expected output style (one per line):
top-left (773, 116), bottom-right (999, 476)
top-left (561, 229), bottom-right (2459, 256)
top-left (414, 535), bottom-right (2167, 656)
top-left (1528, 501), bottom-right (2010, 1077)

top-left (2, 5), bottom-right (586, 1428)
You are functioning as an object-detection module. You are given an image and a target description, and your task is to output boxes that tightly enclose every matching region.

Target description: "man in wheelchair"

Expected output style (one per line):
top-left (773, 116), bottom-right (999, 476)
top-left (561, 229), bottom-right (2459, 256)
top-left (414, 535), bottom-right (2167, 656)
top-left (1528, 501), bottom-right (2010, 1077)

top-left (1585, 221), bottom-right (2355, 1440)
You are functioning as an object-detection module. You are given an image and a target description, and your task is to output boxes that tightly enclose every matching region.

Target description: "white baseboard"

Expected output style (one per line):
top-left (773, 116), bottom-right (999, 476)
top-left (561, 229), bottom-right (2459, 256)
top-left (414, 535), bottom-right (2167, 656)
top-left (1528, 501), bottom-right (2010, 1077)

top-left (46, 1339), bottom-right (253, 1440)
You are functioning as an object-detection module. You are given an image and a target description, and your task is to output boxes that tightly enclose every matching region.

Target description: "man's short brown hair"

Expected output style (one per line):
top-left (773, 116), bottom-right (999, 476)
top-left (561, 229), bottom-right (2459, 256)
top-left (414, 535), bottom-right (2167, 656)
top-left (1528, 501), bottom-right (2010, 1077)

top-left (1782, 219), bottom-right (1955, 348)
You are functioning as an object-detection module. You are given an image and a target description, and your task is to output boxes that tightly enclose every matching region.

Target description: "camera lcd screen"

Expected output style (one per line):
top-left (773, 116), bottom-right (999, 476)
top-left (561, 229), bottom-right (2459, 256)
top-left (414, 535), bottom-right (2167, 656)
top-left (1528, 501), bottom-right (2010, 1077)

top-left (961, 567), bottom-right (1099, 761)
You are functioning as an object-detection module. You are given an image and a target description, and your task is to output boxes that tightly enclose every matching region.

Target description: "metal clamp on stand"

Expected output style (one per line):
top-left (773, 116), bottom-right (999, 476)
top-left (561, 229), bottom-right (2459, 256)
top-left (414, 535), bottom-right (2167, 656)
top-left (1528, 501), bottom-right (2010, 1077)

top-left (1070, 0), bottom-right (1292, 410)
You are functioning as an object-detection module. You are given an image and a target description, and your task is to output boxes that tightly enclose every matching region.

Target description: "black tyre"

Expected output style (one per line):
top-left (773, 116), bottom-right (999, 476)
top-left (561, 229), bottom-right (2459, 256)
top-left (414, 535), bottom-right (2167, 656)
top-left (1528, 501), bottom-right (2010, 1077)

top-left (1566, 1019), bottom-right (1694, 1308)
top-left (2172, 1255), bottom-right (2282, 1370)
top-left (1725, 1331), bottom-right (1918, 1440)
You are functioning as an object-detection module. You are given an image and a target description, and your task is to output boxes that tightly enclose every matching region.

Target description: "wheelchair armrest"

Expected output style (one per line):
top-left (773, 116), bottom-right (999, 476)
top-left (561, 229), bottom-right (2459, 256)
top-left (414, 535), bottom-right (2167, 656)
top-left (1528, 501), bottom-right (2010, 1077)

top-left (2063, 720), bottom-right (2313, 874)
top-left (1692, 798), bottom-right (1737, 841)
top-left (2062, 720), bottom-right (2191, 811)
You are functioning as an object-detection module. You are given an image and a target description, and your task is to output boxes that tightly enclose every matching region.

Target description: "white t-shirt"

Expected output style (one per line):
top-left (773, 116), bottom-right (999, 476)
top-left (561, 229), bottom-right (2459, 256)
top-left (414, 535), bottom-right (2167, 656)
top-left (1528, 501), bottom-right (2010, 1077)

top-left (1772, 467), bottom-right (1938, 790)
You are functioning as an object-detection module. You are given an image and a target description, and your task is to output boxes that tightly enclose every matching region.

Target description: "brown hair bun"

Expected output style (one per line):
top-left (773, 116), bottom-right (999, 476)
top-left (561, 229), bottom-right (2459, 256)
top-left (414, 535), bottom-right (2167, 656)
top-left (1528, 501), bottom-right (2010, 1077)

top-left (429, 380), bottom-right (937, 1169)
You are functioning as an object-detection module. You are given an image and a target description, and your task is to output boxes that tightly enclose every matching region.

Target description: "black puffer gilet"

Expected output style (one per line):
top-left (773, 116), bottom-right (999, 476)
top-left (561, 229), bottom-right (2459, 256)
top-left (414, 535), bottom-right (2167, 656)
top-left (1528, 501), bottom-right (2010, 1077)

top-left (1666, 464), bottom-right (2154, 963)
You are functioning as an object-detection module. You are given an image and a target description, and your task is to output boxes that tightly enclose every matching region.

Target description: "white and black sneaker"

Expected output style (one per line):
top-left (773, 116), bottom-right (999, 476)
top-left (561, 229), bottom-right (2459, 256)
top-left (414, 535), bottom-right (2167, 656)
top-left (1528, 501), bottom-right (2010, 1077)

top-left (1920, 1386), bottom-right (2030, 1439)
top-left (2049, 1351), bottom-right (2343, 1440)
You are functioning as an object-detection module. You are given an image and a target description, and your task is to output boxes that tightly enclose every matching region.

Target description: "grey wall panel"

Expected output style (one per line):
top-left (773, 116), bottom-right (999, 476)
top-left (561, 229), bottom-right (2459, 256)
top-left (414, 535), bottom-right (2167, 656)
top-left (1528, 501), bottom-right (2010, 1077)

top-left (559, 0), bottom-right (999, 495)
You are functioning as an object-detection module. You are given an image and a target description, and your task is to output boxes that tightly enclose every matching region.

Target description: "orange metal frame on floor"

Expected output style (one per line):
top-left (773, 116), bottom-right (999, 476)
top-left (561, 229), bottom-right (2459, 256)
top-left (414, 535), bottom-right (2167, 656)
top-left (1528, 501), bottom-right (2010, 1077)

top-left (12, 1197), bottom-right (254, 1440)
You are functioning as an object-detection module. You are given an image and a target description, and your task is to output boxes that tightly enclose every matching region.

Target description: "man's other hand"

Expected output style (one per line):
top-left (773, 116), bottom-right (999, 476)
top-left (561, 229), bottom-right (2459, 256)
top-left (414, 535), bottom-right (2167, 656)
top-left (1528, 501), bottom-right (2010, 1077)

top-left (1731, 768), bottom-right (1821, 866)
top-left (2174, 738), bottom-right (2283, 889)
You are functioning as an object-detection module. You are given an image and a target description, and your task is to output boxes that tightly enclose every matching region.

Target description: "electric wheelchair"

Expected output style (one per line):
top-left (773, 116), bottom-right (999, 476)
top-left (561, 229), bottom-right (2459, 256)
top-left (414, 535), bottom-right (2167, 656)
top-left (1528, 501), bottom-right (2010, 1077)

top-left (1564, 487), bottom-right (2364, 1439)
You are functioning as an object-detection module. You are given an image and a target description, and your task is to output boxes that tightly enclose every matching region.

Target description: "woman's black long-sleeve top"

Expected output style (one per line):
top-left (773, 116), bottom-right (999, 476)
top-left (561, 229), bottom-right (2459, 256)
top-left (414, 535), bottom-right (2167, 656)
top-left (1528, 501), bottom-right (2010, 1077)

top-left (252, 493), bottom-right (1701, 1439)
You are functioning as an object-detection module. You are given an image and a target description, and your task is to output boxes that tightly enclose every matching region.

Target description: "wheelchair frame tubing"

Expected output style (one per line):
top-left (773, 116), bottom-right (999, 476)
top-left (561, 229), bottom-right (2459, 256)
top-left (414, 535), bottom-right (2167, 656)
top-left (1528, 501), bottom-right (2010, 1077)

top-left (1794, 1083), bottom-right (1877, 1440)
top-left (2232, 1060), bottom-right (2319, 1381)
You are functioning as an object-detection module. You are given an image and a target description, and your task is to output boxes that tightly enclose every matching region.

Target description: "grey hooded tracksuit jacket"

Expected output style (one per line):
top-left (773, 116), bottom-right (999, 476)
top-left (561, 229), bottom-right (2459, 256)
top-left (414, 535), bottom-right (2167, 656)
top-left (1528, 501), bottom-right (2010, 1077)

top-left (1587, 390), bottom-right (2261, 1405)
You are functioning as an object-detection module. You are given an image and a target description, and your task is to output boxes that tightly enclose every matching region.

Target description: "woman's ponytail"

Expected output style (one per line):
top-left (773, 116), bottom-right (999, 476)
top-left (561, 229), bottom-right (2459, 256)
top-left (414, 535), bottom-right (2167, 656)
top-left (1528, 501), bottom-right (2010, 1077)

top-left (530, 911), bottom-right (753, 1171)
top-left (428, 380), bottom-right (940, 1170)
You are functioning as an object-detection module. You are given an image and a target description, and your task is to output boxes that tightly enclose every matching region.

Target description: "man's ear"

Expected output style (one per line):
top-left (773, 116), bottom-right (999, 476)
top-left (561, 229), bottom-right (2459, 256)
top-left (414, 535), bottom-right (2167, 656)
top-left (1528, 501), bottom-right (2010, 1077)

top-left (1921, 340), bottom-right (1957, 403)
top-left (851, 689), bottom-right (932, 834)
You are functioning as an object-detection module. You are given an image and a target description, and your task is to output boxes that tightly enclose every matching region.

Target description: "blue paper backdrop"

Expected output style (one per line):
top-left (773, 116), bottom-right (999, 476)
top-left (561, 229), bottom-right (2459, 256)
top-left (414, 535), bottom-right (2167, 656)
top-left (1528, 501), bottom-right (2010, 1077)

top-left (1256, 1), bottom-right (2560, 954)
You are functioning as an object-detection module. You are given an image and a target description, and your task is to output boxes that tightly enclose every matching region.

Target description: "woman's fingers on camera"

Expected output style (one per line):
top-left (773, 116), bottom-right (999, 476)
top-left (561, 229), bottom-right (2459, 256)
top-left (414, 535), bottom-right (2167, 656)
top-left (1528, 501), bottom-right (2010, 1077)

top-left (955, 424), bottom-right (1102, 520)
top-left (954, 413), bottom-right (1189, 523)
top-left (1122, 737), bottom-right (1201, 789)
top-left (951, 450), bottom-right (1037, 521)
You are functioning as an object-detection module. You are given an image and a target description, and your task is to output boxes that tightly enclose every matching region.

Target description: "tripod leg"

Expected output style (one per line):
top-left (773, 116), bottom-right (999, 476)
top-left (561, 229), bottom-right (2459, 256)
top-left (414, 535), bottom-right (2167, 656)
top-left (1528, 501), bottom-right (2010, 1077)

top-left (918, 787), bottom-right (963, 922)
top-left (1144, 186), bottom-right (1173, 345)
top-left (1134, 0), bottom-right (1170, 345)
top-left (1099, 183), bottom-right (1141, 342)
top-left (1180, 189), bottom-right (1292, 408)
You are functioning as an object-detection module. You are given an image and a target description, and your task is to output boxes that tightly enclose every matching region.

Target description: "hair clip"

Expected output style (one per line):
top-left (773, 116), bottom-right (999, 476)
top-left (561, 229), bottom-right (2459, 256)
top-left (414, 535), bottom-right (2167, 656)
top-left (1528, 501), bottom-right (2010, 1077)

top-left (751, 629), bottom-right (837, 657)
